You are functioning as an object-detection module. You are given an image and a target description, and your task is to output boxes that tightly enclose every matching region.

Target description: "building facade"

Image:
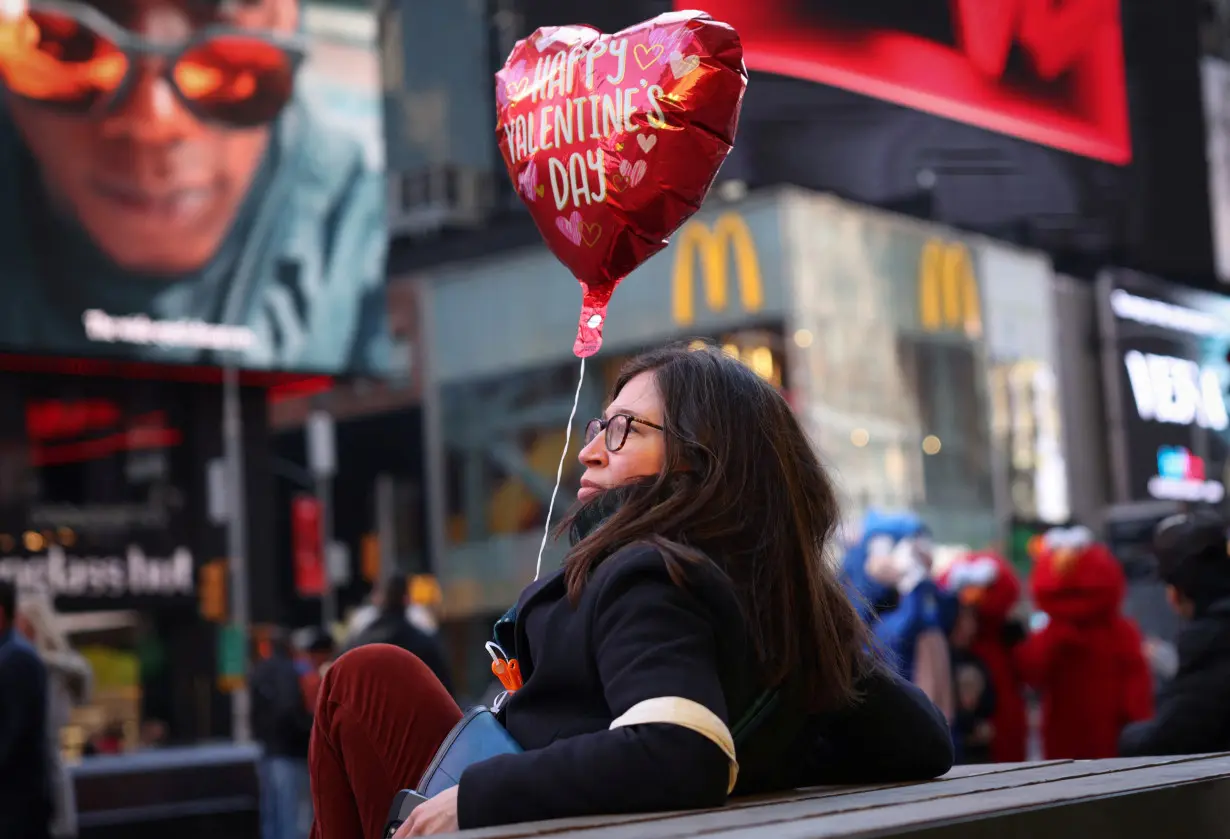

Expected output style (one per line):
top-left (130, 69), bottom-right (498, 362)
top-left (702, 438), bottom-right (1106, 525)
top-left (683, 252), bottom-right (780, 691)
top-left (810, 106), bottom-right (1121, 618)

top-left (783, 192), bottom-right (1070, 557)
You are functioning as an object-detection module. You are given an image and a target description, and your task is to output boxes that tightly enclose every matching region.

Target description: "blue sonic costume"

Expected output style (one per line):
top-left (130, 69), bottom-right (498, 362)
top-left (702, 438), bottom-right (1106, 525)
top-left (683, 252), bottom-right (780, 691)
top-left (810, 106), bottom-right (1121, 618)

top-left (842, 510), bottom-right (956, 720)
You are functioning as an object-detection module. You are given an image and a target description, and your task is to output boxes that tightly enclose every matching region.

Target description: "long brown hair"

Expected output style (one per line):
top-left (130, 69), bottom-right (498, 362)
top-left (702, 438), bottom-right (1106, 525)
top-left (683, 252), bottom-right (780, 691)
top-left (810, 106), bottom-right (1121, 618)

top-left (559, 343), bottom-right (874, 712)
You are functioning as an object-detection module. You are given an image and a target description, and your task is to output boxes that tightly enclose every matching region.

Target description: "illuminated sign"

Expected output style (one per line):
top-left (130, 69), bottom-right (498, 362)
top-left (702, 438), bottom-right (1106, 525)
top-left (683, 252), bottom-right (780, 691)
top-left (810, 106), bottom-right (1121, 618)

top-left (681, 0), bottom-right (1130, 164)
top-left (1100, 269), bottom-right (1230, 505)
top-left (25, 398), bottom-right (183, 467)
top-left (0, 545), bottom-right (195, 599)
top-left (1123, 350), bottom-right (1228, 431)
top-left (1109, 290), bottom-right (1224, 336)
top-left (918, 239), bottom-right (982, 337)
top-left (292, 495), bottom-right (325, 597)
top-left (671, 213), bottom-right (764, 327)
top-left (1149, 446), bottom-right (1225, 503)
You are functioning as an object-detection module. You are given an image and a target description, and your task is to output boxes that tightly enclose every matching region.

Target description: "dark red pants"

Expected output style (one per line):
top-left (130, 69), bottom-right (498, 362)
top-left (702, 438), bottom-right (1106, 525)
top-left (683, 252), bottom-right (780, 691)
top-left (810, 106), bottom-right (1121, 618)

top-left (309, 644), bottom-right (462, 839)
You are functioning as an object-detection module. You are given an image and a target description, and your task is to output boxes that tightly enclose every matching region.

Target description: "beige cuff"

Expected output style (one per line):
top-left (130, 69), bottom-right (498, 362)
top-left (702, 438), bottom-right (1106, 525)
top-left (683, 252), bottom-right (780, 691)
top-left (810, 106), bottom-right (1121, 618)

top-left (609, 696), bottom-right (739, 794)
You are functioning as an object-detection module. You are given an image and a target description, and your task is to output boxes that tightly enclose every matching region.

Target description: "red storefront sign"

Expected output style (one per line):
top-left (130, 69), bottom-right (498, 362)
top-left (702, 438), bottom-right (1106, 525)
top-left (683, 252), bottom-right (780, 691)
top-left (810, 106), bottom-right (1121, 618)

top-left (292, 495), bottom-right (325, 597)
top-left (685, 0), bottom-right (1130, 164)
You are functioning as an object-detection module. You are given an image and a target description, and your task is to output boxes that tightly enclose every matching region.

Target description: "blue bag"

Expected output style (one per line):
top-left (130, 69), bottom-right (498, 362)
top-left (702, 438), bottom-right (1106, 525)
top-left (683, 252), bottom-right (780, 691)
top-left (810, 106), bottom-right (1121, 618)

top-left (381, 706), bottom-right (522, 838)
top-left (416, 705), bottom-right (524, 797)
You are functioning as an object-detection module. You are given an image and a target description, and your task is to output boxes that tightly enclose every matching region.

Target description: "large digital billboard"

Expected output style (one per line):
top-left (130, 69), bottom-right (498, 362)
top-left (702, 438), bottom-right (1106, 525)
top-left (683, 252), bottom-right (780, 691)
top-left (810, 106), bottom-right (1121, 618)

top-left (1098, 269), bottom-right (1230, 507)
top-left (682, 0), bottom-right (1131, 164)
top-left (0, 0), bottom-right (389, 375)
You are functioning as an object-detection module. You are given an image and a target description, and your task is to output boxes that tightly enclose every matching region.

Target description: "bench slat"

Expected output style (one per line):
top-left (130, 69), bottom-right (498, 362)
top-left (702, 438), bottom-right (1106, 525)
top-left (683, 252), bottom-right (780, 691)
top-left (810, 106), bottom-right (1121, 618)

top-left (707, 753), bottom-right (1230, 839)
top-left (456, 755), bottom-right (1229, 839)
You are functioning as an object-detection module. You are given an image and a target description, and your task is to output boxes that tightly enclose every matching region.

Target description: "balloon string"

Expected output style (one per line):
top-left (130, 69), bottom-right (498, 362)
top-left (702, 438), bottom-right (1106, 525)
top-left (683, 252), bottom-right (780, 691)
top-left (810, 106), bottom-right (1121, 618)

top-left (535, 356), bottom-right (586, 581)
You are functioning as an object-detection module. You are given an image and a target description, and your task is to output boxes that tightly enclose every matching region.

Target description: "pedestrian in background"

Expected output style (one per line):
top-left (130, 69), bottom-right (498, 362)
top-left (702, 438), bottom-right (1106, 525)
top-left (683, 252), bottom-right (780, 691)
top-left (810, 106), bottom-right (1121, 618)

top-left (346, 574), bottom-right (454, 694)
top-left (17, 594), bottom-right (93, 839)
top-left (252, 628), bottom-right (314, 839)
top-left (0, 579), bottom-right (52, 839)
top-left (1119, 511), bottom-right (1230, 755)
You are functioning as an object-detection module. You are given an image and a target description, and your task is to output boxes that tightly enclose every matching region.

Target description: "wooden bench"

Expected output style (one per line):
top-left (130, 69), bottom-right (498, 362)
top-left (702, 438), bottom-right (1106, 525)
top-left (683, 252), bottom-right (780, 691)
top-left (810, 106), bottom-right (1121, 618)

top-left (458, 754), bottom-right (1230, 839)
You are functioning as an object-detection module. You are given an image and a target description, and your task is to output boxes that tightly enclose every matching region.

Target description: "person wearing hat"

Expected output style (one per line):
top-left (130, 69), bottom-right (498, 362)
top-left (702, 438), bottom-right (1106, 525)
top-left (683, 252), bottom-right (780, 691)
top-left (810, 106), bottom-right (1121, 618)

top-left (1119, 510), bottom-right (1230, 756)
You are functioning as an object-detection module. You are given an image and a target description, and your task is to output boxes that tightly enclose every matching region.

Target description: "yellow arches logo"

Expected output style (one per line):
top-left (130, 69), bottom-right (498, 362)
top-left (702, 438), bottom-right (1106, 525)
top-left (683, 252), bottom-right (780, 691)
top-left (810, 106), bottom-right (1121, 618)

top-left (918, 238), bottom-right (982, 338)
top-left (671, 213), bottom-right (764, 326)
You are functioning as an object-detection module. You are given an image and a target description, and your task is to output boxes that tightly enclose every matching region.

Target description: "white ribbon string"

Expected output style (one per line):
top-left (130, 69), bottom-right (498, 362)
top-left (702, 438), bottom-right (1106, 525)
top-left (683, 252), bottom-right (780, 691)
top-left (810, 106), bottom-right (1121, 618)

top-left (535, 356), bottom-right (586, 580)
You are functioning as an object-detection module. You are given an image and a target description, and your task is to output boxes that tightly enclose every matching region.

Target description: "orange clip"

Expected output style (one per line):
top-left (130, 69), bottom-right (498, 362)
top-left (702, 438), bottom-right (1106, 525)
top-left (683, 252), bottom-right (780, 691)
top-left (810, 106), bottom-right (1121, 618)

top-left (491, 657), bottom-right (523, 692)
top-left (486, 642), bottom-right (523, 693)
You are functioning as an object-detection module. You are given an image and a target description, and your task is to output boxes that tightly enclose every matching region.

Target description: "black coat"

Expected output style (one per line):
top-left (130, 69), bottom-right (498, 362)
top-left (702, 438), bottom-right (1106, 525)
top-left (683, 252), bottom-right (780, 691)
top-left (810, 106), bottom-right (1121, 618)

top-left (456, 544), bottom-right (954, 829)
top-left (1119, 596), bottom-right (1230, 756)
top-left (0, 629), bottom-right (51, 839)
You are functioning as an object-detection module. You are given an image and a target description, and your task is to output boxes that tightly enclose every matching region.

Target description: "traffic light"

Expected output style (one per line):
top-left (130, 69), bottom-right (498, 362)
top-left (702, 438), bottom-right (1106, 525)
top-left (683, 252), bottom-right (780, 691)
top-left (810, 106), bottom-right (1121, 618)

top-left (199, 559), bottom-right (227, 622)
top-left (361, 533), bottom-right (380, 583)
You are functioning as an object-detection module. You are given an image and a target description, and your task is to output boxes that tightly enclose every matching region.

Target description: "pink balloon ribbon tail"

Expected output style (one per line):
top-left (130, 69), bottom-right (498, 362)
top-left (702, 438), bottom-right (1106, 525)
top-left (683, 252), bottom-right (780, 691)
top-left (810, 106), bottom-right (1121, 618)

top-left (573, 302), bottom-right (608, 358)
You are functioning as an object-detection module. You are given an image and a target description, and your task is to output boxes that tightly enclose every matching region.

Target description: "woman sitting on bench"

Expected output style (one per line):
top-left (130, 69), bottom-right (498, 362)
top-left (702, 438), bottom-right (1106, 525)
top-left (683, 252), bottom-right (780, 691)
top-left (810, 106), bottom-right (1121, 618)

top-left (309, 343), bottom-right (956, 839)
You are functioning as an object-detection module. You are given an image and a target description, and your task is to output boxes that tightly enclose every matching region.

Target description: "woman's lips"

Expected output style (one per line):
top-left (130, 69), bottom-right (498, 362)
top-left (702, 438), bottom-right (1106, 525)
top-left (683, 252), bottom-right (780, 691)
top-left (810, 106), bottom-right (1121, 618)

top-left (578, 480), bottom-right (602, 501)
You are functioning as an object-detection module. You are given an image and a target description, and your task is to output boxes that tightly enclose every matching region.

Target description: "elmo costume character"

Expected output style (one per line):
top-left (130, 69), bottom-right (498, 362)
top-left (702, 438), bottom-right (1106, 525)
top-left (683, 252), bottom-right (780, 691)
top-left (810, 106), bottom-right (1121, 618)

top-left (842, 510), bottom-right (955, 721)
top-left (941, 551), bottom-right (1028, 763)
top-left (1018, 526), bottom-right (1154, 759)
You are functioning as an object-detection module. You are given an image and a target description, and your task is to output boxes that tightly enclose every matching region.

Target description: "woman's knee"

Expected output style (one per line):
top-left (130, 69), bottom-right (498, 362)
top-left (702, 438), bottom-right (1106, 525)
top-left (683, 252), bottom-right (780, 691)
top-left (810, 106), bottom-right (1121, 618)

top-left (320, 644), bottom-right (448, 710)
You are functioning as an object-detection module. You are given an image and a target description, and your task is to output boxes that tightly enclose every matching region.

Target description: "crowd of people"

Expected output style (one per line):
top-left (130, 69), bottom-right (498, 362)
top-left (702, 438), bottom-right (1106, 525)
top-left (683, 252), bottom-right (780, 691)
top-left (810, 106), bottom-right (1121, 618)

top-left (840, 509), bottom-right (1230, 765)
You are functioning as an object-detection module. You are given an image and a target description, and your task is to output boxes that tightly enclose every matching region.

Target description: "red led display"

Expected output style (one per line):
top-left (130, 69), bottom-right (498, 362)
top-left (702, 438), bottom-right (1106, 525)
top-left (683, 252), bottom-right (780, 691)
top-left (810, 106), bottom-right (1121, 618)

top-left (687, 0), bottom-right (1131, 163)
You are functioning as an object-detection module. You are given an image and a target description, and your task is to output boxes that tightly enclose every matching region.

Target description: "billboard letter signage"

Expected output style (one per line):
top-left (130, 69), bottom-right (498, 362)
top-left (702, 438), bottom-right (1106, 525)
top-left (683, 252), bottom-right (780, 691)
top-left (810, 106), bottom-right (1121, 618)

top-left (1123, 350), bottom-right (1229, 431)
top-left (682, 0), bottom-right (1130, 164)
top-left (918, 239), bottom-right (982, 338)
top-left (671, 213), bottom-right (764, 327)
top-left (0, 0), bottom-right (389, 375)
top-left (0, 544), bottom-right (194, 599)
top-left (1099, 269), bottom-right (1230, 504)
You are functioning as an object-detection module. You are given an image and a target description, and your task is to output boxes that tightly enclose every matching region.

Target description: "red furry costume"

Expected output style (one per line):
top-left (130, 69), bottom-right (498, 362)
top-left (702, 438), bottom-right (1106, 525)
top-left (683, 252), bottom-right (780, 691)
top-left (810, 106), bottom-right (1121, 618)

top-left (940, 552), bottom-right (1028, 763)
top-left (1016, 528), bottom-right (1154, 759)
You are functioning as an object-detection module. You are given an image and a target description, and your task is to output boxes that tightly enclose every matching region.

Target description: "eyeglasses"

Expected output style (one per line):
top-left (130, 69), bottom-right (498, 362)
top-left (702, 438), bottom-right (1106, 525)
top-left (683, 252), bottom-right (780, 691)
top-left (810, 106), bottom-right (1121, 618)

top-left (583, 413), bottom-right (663, 453)
top-left (0, 0), bottom-right (307, 127)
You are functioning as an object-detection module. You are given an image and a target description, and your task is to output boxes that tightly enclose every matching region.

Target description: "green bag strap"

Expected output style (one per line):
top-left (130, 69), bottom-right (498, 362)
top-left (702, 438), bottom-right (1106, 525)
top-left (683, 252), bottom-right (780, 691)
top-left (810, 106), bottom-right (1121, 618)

top-left (731, 688), bottom-right (781, 749)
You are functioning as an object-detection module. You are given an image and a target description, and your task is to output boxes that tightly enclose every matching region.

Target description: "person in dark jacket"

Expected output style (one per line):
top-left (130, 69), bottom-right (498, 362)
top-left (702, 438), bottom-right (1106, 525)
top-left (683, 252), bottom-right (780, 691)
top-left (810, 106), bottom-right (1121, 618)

top-left (1119, 510), bottom-right (1230, 756)
top-left (346, 574), bottom-right (454, 694)
top-left (307, 343), bottom-right (955, 839)
top-left (252, 629), bottom-right (315, 839)
top-left (0, 579), bottom-right (52, 839)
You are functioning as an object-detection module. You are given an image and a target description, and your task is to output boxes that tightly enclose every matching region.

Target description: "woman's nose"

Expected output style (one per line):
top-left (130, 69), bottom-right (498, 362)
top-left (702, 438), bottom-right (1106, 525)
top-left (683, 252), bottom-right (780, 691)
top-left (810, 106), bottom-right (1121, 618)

top-left (578, 434), bottom-right (607, 467)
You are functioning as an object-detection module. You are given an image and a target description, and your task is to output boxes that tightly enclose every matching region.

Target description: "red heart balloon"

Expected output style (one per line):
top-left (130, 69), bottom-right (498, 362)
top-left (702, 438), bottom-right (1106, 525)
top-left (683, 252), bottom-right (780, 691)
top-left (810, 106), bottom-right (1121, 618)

top-left (495, 11), bottom-right (747, 357)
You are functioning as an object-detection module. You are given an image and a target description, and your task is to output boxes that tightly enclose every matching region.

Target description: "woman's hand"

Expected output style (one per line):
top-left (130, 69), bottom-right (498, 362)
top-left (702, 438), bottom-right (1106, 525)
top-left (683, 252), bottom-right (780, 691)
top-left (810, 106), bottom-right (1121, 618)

top-left (394, 786), bottom-right (460, 837)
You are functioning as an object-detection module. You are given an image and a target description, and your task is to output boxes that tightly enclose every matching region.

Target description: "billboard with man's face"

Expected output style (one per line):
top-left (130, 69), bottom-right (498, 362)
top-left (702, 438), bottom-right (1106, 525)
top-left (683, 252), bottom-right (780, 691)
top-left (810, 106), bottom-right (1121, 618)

top-left (0, 0), bottom-right (389, 375)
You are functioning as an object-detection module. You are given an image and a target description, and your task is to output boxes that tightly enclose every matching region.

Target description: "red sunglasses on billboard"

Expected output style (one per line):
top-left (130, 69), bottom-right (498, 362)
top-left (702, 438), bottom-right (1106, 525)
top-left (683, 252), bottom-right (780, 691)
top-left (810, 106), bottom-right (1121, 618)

top-left (0, 0), bottom-right (306, 127)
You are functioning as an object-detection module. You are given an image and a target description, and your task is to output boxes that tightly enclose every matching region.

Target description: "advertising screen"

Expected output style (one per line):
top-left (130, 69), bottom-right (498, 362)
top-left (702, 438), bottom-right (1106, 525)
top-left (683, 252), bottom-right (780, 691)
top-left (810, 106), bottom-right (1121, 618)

top-left (0, 0), bottom-right (389, 375)
top-left (681, 0), bottom-right (1131, 164)
top-left (0, 376), bottom-right (206, 611)
top-left (1098, 269), bottom-right (1230, 507)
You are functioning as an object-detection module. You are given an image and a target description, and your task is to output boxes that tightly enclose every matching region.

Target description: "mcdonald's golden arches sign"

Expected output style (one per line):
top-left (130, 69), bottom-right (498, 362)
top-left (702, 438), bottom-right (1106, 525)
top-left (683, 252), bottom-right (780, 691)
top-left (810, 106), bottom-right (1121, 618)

top-left (918, 238), bottom-right (982, 338)
top-left (671, 213), bottom-right (764, 326)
